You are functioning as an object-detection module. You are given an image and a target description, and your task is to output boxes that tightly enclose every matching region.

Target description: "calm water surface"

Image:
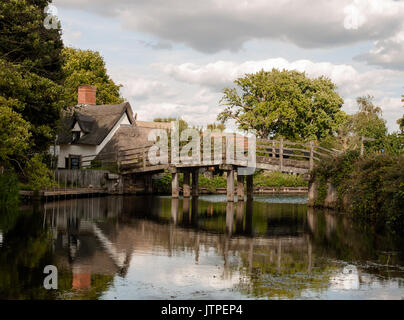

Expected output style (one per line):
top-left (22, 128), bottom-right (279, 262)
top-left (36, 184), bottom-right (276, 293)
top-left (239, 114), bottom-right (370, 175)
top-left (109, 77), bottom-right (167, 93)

top-left (0, 194), bottom-right (403, 299)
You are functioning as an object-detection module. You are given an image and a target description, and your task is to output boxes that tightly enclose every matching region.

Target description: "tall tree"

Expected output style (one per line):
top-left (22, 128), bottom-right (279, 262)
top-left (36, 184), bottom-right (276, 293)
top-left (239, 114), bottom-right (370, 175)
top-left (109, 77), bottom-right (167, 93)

top-left (0, 0), bottom-right (64, 82)
top-left (331, 96), bottom-right (388, 153)
top-left (62, 47), bottom-right (124, 106)
top-left (207, 123), bottom-right (225, 132)
top-left (398, 93), bottom-right (404, 133)
top-left (217, 69), bottom-right (345, 141)
top-left (351, 95), bottom-right (387, 140)
top-left (0, 0), bottom-right (65, 159)
top-left (0, 59), bottom-right (64, 154)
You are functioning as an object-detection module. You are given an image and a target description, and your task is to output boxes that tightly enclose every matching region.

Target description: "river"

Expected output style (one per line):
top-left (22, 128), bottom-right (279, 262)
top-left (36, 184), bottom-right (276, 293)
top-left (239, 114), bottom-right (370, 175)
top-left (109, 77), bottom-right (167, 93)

top-left (0, 194), bottom-right (403, 299)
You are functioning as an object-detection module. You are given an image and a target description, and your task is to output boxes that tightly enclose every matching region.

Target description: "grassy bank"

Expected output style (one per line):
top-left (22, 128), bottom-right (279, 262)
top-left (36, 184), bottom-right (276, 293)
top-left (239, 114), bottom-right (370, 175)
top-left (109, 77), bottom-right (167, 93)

top-left (154, 171), bottom-right (308, 194)
top-left (311, 150), bottom-right (404, 232)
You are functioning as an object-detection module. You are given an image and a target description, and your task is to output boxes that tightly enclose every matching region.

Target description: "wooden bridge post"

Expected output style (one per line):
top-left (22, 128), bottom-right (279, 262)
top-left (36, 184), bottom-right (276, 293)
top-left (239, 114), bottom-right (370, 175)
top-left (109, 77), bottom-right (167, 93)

top-left (227, 167), bottom-right (235, 202)
top-left (237, 173), bottom-right (245, 202)
top-left (183, 171), bottom-right (191, 198)
top-left (279, 138), bottom-right (284, 172)
top-left (309, 141), bottom-right (314, 171)
top-left (142, 148), bottom-right (146, 170)
top-left (246, 175), bottom-right (254, 201)
top-left (171, 170), bottom-right (179, 199)
top-left (191, 168), bottom-right (199, 197)
top-left (145, 174), bottom-right (153, 194)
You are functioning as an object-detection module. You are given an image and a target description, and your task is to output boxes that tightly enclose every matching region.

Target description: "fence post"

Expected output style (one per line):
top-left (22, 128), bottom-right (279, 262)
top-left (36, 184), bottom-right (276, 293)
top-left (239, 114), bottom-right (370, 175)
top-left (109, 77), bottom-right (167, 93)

top-left (309, 141), bottom-right (314, 171)
top-left (360, 136), bottom-right (364, 156)
top-left (279, 138), bottom-right (283, 172)
top-left (222, 135), bottom-right (226, 163)
top-left (272, 141), bottom-right (276, 158)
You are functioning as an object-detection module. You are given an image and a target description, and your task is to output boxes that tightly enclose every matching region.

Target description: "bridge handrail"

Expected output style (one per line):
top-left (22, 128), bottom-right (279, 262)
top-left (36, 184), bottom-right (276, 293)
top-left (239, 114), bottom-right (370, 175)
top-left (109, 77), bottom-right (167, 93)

top-left (79, 137), bottom-right (338, 172)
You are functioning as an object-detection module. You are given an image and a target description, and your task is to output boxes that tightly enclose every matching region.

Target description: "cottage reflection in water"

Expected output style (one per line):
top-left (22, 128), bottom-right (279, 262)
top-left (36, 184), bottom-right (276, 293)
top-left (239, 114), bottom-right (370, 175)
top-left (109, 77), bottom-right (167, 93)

top-left (1, 195), bottom-right (403, 299)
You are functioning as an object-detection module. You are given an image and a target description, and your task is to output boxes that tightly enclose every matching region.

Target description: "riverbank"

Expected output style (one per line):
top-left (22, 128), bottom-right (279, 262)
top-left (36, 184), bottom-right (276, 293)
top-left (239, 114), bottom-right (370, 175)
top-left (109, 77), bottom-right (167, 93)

top-left (19, 186), bottom-right (308, 201)
top-left (309, 151), bottom-right (404, 232)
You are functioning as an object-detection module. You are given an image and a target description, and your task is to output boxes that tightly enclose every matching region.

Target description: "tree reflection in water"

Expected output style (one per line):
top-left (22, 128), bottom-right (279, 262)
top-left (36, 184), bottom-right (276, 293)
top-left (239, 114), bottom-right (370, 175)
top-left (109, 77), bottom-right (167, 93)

top-left (0, 195), bottom-right (403, 299)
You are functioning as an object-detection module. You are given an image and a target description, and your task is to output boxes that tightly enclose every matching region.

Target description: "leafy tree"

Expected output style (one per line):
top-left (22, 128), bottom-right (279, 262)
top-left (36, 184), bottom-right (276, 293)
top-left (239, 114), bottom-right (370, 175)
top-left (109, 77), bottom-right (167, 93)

top-left (0, 104), bottom-right (31, 163)
top-left (351, 96), bottom-right (387, 138)
top-left (0, 59), bottom-right (65, 153)
top-left (217, 69), bottom-right (346, 141)
top-left (0, 0), bottom-right (64, 83)
top-left (207, 123), bottom-right (225, 131)
top-left (0, 1), bottom-right (64, 190)
top-left (384, 132), bottom-right (404, 156)
top-left (398, 93), bottom-right (404, 133)
top-left (350, 96), bottom-right (387, 152)
top-left (26, 154), bottom-right (55, 190)
top-left (62, 47), bottom-right (124, 106)
top-left (154, 117), bottom-right (189, 132)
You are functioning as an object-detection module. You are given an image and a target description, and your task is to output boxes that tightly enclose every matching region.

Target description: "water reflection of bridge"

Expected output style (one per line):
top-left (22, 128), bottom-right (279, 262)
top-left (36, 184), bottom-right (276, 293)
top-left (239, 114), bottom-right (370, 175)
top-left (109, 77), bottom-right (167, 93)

top-left (41, 195), bottom-right (404, 298)
top-left (42, 196), bottom-right (317, 291)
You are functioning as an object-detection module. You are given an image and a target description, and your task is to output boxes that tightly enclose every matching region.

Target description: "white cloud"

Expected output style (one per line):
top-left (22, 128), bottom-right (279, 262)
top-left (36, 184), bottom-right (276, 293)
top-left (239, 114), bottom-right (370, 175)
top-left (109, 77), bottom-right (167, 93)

top-left (121, 78), bottom-right (176, 101)
top-left (162, 57), bottom-right (402, 98)
top-left (54, 0), bottom-right (404, 68)
top-left (157, 57), bottom-right (404, 131)
top-left (355, 30), bottom-right (404, 69)
top-left (132, 102), bottom-right (218, 126)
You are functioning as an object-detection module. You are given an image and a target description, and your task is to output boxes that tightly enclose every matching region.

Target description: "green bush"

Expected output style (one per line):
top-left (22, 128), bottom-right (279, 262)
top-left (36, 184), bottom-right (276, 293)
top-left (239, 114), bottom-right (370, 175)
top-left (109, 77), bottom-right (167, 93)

top-left (153, 173), bottom-right (172, 194)
top-left (26, 154), bottom-right (56, 191)
top-left (0, 172), bottom-right (19, 209)
top-left (153, 171), bottom-right (307, 194)
top-left (254, 171), bottom-right (308, 188)
top-left (311, 152), bottom-right (404, 232)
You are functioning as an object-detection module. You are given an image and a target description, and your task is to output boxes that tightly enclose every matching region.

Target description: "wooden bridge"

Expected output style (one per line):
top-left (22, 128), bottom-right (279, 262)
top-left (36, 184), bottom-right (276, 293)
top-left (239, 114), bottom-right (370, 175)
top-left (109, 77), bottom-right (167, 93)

top-left (81, 136), bottom-right (338, 202)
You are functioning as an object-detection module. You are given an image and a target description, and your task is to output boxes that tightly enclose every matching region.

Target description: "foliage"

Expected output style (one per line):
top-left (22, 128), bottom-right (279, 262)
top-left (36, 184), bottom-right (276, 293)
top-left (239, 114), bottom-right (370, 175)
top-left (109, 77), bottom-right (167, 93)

top-left (0, 207), bottom-right (54, 299)
top-left (0, 104), bottom-right (31, 162)
top-left (198, 174), bottom-right (227, 192)
top-left (348, 155), bottom-right (404, 230)
top-left (154, 171), bottom-right (307, 194)
top-left (154, 117), bottom-right (189, 132)
top-left (253, 171), bottom-right (308, 188)
top-left (0, 0), bottom-right (64, 83)
top-left (383, 132), bottom-right (404, 156)
top-left (350, 96), bottom-right (387, 152)
top-left (0, 59), bottom-right (65, 154)
top-left (153, 172), bottom-right (173, 194)
top-left (398, 93), bottom-right (403, 133)
top-left (323, 96), bottom-right (390, 154)
top-left (0, 1), bottom-right (67, 185)
top-left (26, 154), bottom-right (55, 191)
top-left (62, 47), bottom-right (124, 106)
top-left (311, 151), bottom-right (404, 232)
top-left (217, 68), bottom-right (346, 141)
top-left (206, 123), bottom-right (225, 131)
top-left (0, 173), bottom-right (20, 210)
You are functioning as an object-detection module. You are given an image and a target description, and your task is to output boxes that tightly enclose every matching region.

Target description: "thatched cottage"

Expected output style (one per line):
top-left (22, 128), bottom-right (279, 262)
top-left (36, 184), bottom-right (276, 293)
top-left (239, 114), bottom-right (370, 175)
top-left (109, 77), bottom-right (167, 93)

top-left (56, 85), bottom-right (170, 169)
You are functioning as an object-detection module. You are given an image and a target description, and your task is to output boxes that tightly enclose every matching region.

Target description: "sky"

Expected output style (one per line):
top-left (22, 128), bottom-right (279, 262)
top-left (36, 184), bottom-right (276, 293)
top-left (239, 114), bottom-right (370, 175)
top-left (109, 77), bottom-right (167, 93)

top-left (52, 0), bottom-right (404, 132)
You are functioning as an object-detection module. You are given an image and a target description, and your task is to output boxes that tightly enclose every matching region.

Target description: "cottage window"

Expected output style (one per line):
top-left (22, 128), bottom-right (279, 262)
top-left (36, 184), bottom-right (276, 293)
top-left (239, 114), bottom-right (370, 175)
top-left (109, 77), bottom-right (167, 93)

top-left (72, 131), bottom-right (81, 144)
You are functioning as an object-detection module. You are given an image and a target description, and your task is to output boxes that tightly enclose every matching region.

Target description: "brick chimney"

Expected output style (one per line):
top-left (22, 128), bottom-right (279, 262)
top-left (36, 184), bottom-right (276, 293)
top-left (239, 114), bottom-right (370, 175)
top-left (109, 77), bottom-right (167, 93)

top-left (78, 85), bottom-right (96, 105)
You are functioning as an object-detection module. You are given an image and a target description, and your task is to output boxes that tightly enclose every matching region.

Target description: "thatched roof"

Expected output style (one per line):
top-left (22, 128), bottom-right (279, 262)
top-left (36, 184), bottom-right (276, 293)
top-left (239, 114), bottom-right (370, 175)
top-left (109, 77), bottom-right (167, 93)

top-left (96, 125), bottom-right (154, 156)
top-left (57, 102), bottom-right (134, 145)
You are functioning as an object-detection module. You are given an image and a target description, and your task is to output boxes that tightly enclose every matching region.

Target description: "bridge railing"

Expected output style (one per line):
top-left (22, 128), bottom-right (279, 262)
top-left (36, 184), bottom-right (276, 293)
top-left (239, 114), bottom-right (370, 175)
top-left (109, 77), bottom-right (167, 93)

top-left (80, 137), bottom-right (338, 172)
